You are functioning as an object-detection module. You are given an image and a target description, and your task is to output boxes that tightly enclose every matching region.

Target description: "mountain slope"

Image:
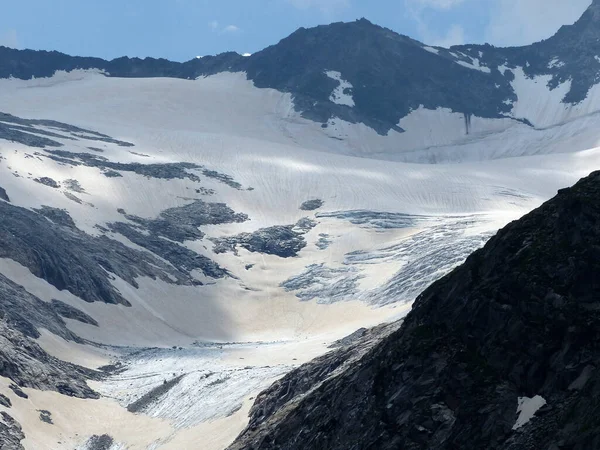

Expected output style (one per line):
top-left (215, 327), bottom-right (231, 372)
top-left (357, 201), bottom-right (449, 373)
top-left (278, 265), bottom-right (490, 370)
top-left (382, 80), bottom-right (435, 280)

top-left (1, 3), bottom-right (600, 449)
top-left (229, 170), bottom-right (600, 450)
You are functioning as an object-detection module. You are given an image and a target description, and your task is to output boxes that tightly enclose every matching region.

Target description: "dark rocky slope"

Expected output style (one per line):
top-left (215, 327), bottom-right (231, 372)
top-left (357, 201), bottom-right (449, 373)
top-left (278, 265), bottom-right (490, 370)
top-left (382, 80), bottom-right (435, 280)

top-left (229, 170), bottom-right (600, 449)
top-left (0, 318), bottom-right (99, 399)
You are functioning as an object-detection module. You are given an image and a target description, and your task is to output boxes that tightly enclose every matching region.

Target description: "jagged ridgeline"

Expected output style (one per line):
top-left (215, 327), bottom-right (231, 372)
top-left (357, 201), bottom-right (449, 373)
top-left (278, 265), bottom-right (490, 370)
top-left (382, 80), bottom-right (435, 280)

top-left (229, 171), bottom-right (600, 449)
top-left (4, 0), bottom-right (600, 137)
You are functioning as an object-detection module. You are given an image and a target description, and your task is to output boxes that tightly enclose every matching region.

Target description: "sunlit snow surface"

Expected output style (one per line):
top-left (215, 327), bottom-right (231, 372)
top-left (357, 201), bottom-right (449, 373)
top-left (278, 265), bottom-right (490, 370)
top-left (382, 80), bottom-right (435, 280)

top-left (0, 70), bottom-right (600, 449)
top-left (325, 70), bottom-right (355, 107)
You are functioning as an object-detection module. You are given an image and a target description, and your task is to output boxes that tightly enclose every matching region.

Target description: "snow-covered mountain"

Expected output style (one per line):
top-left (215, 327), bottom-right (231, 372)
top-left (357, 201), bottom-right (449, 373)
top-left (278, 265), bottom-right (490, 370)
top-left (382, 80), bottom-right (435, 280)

top-left (1, 1), bottom-right (600, 449)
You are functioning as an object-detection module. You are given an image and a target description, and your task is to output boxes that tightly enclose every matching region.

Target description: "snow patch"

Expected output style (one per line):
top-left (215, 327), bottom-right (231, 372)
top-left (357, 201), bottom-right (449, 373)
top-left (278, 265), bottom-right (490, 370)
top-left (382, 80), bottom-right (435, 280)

top-left (423, 46), bottom-right (439, 55)
top-left (548, 58), bottom-right (565, 69)
top-left (455, 58), bottom-right (491, 73)
top-left (508, 67), bottom-right (572, 127)
top-left (508, 67), bottom-right (600, 129)
top-left (513, 395), bottom-right (547, 430)
top-left (325, 70), bottom-right (355, 107)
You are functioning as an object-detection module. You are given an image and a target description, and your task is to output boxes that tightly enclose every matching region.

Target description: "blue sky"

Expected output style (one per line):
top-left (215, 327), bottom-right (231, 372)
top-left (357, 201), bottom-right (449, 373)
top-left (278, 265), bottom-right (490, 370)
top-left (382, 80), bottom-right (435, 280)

top-left (0, 0), bottom-right (593, 62)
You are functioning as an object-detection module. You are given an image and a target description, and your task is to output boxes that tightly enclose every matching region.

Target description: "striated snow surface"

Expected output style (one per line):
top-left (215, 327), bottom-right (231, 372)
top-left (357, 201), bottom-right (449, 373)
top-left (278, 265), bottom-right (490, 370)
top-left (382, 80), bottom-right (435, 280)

top-left (0, 70), bottom-right (599, 449)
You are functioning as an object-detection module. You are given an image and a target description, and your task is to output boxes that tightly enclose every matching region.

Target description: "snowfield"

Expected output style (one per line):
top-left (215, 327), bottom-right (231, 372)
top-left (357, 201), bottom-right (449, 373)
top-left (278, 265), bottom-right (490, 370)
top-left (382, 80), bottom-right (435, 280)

top-left (1, 70), bottom-right (600, 449)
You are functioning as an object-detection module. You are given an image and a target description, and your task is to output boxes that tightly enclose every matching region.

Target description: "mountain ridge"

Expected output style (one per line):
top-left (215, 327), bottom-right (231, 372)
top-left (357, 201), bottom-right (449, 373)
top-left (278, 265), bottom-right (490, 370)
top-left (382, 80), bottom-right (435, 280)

top-left (2, 2), bottom-right (599, 135)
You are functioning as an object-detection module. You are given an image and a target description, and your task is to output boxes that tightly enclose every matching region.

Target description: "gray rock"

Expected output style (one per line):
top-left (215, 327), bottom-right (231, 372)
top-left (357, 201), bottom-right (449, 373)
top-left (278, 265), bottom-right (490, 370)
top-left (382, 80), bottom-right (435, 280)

top-left (84, 434), bottom-right (114, 450)
top-left (0, 412), bottom-right (25, 450)
top-left (50, 299), bottom-right (99, 327)
top-left (0, 199), bottom-right (195, 306)
top-left (44, 150), bottom-right (243, 189)
top-left (38, 410), bottom-right (53, 424)
top-left (8, 385), bottom-right (27, 400)
top-left (2, 2), bottom-right (600, 138)
top-left (34, 206), bottom-right (76, 229)
top-left (107, 200), bottom-right (247, 279)
top-left (214, 218), bottom-right (314, 258)
top-left (214, 225), bottom-right (307, 258)
top-left (64, 179), bottom-right (86, 193)
top-left (0, 394), bottom-right (11, 408)
top-left (0, 319), bottom-right (99, 399)
top-left (299, 199), bottom-right (324, 211)
top-left (0, 273), bottom-right (81, 341)
top-left (34, 177), bottom-right (60, 188)
top-left (0, 112), bottom-right (133, 148)
top-left (328, 328), bottom-right (368, 349)
top-left (0, 187), bottom-right (9, 202)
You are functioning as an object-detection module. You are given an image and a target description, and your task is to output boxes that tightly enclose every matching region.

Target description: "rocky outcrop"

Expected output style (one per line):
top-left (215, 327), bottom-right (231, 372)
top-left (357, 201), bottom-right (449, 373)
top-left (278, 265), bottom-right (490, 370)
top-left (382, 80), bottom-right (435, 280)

top-left (0, 187), bottom-right (9, 203)
top-left (34, 206), bottom-right (77, 229)
top-left (0, 412), bottom-right (25, 450)
top-left (83, 434), bottom-right (115, 450)
top-left (213, 219), bottom-right (315, 258)
top-left (230, 170), bottom-right (600, 449)
top-left (50, 299), bottom-right (99, 327)
top-left (0, 199), bottom-right (196, 306)
top-left (0, 112), bottom-right (133, 148)
top-left (299, 200), bottom-right (324, 211)
top-left (0, 273), bottom-right (83, 341)
top-left (0, 393), bottom-right (11, 408)
top-left (0, 319), bottom-right (99, 399)
top-left (33, 177), bottom-right (60, 188)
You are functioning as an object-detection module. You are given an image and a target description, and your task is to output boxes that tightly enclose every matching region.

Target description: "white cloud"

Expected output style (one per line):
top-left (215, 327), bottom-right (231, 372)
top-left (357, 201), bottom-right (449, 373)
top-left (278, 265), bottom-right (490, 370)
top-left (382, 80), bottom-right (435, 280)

top-left (287, 0), bottom-right (350, 14)
top-left (405, 0), bottom-right (466, 47)
top-left (0, 29), bottom-right (20, 49)
top-left (485, 0), bottom-right (592, 46)
top-left (222, 24), bottom-right (241, 33)
top-left (208, 21), bottom-right (242, 34)
top-left (429, 24), bottom-right (466, 47)
top-left (411, 0), bottom-right (465, 9)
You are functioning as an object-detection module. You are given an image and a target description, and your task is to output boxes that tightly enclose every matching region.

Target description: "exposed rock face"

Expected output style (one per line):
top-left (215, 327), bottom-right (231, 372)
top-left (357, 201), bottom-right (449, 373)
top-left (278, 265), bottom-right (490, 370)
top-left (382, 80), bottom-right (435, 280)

top-left (299, 199), bottom-right (324, 211)
top-left (230, 170), bottom-right (600, 449)
top-left (0, 412), bottom-right (25, 450)
top-left (33, 177), bottom-right (60, 188)
top-left (213, 219), bottom-right (315, 258)
top-left (0, 112), bottom-right (134, 148)
top-left (107, 201), bottom-right (247, 279)
top-left (38, 410), bottom-right (53, 424)
top-left (0, 199), bottom-right (197, 306)
top-left (0, 187), bottom-right (9, 203)
top-left (44, 149), bottom-right (244, 188)
top-left (0, 272), bottom-right (82, 341)
top-left (50, 299), bottom-right (99, 327)
top-left (0, 320), bottom-right (99, 399)
top-left (83, 434), bottom-right (115, 450)
top-left (0, 393), bottom-right (11, 408)
top-left (34, 206), bottom-right (77, 229)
